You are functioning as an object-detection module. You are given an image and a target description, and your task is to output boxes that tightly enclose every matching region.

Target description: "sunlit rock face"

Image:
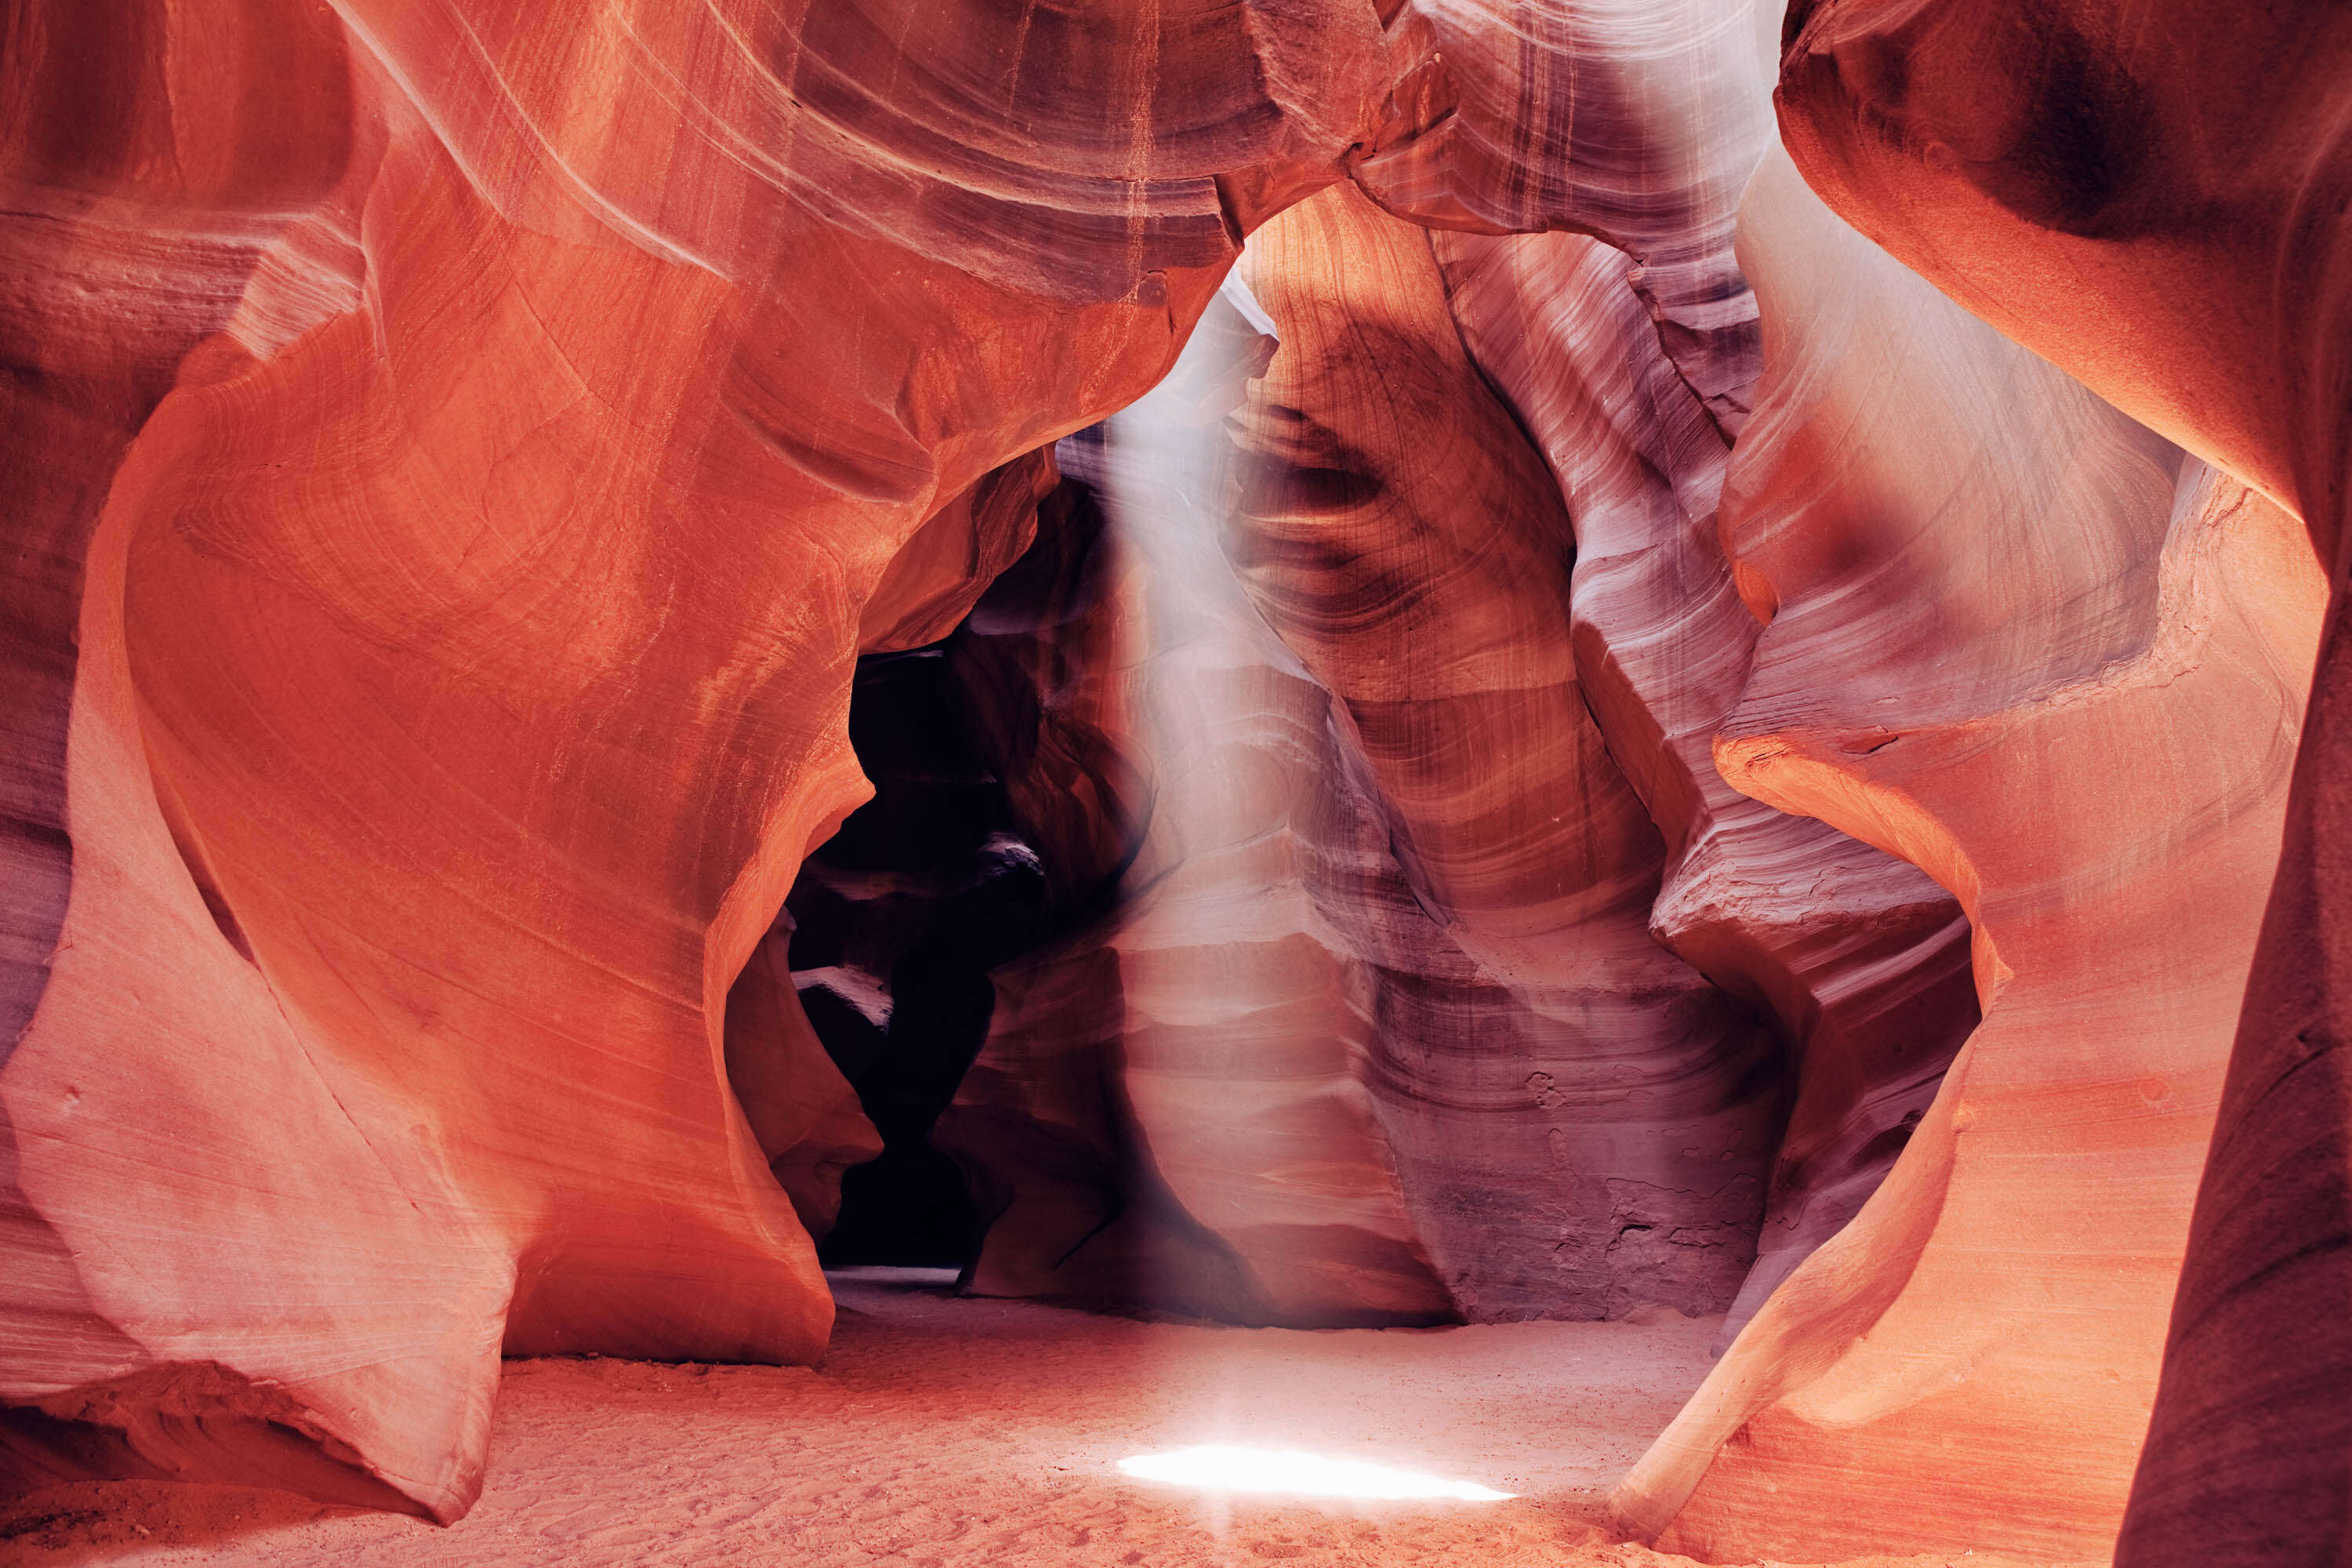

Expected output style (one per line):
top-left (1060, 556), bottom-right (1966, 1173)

top-left (1, 0), bottom-right (2335, 1552)
top-left (0, 0), bottom-right (414, 1518)
top-left (1402, 0), bottom-right (1994, 1363)
top-left (1612, 150), bottom-right (2324, 1563)
top-left (926, 0), bottom-right (1981, 1345)
top-left (1774, 6), bottom-right (2352, 1564)
top-left (948, 391), bottom-right (1464, 1329)
top-left (0, 0), bottom-right (1421, 1520)
top-left (16, 0), bottom-right (1769, 1498)
top-left (1432, 224), bottom-right (1980, 1349)
top-left (1361, 0), bottom-right (1986, 1348)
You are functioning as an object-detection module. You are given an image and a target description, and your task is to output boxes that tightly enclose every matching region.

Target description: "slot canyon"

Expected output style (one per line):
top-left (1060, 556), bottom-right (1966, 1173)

top-left (0, 1), bottom-right (2344, 1565)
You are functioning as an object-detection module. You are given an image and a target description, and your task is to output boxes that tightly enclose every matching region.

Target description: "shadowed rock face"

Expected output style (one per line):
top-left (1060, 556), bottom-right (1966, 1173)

top-left (762, 645), bottom-right (1032, 1264)
top-left (935, 191), bottom-right (1791, 1330)
top-left (1226, 186), bottom-right (1786, 1321)
top-left (1774, 5), bottom-right (2352, 1564)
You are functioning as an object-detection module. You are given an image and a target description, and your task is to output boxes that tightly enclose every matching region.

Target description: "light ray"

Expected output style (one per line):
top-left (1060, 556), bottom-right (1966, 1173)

top-left (1116, 1446), bottom-right (1515, 1502)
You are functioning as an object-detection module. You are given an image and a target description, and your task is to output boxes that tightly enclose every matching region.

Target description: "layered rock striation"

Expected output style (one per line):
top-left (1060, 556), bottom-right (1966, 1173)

top-left (1227, 187), bottom-right (1787, 1320)
top-left (0, 0), bottom-right (2338, 1554)
top-left (1774, 4), bottom-right (2352, 1563)
top-left (1614, 146), bottom-right (2323, 1562)
top-left (936, 189), bottom-right (1797, 1327)
top-left (0, 0), bottom-right (1410, 1518)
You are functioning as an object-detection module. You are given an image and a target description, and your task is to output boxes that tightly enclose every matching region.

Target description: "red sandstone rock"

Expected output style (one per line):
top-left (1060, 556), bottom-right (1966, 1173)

top-left (0, 0), bottom-right (1406, 1518)
top-left (1774, 5), bottom-right (2352, 1563)
top-left (1228, 185), bottom-right (1786, 1319)
top-left (944, 192), bottom-right (1795, 1327)
top-left (1613, 147), bottom-right (2325, 1563)
top-left (6, 0), bottom-right (2339, 1549)
top-left (944, 350), bottom-right (1466, 1328)
top-left (938, 0), bottom-right (1977, 1345)
top-left (0, 0), bottom-right (436, 1516)
top-left (1410, 4), bottom-right (1982, 1344)
top-left (1433, 222), bottom-right (1979, 1346)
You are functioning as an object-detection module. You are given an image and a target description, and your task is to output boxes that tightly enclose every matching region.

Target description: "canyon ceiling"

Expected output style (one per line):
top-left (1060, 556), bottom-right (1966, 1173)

top-left (0, 1), bottom-right (2344, 1565)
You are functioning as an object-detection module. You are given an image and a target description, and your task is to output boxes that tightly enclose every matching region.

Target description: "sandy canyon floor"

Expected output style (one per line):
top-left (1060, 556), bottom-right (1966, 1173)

top-left (2, 1270), bottom-right (2089, 1568)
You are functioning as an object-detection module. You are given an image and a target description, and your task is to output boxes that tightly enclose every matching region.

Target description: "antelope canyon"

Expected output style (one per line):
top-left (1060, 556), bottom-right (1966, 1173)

top-left (0, 2), bottom-right (2341, 1566)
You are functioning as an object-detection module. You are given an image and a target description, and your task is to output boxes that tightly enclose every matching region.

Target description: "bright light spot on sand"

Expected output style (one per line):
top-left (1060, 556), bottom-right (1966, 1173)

top-left (1116, 1446), bottom-right (1514, 1501)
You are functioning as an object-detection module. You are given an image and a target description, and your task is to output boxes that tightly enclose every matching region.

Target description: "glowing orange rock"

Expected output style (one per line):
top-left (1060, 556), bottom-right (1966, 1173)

top-left (0, 0), bottom-right (1399, 1517)
top-left (1613, 149), bottom-right (2324, 1563)
top-left (1775, 4), bottom-right (2352, 1560)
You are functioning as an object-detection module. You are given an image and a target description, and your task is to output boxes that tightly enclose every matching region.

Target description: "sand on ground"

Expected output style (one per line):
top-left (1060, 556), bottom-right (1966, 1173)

top-left (0, 1270), bottom-right (2094, 1568)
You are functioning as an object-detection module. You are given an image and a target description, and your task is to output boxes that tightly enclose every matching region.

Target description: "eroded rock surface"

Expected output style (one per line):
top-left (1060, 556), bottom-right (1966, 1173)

top-left (0, 0), bottom-right (1414, 1519)
top-left (940, 196), bottom-right (1792, 1329)
top-left (1, 0), bottom-right (2339, 1552)
top-left (1613, 148), bottom-right (2323, 1563)
top-left (1774, 5), bottom-right (2351, 1563)
top-left (1229, 187), bottom-right (1785, 1320)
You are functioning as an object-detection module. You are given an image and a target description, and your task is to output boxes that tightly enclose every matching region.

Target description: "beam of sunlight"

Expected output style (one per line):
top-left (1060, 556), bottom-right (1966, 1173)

top-left (1116, 1446), bottom-right (1515, 1501)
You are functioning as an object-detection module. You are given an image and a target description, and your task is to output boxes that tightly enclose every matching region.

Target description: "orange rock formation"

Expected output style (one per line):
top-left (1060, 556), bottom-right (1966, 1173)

top-left (1774, 3), bottom-right (2352, 1563)
top-left (1, 0), bottom-right (2340, 1559)
top-left (0, 0), bottom-right (1404, 1518)
top-left (1613, 147), bottom-right (2321, 1563)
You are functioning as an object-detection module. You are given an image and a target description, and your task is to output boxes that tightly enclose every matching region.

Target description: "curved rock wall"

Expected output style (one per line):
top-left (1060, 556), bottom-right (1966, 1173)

top-left (1357, 0), bottom-right (1988, 1347)
top-left (938, 388), bottom-right (1466, 1328)
top-left (1612, 147), bottom-right (2323, 1562)
top-left (1228, 186), bottom-right (1786, 1320)
top-left (1773, 5), bottom-right (2352, 1563)
top-left (986, 383), bottom-right (1462, 1328)
top-left (930, 0), bottom-right (1983, 1348)
top-left (939, 188), bottom-right (1792, 1329)
top-left (0, 0), bottom-right (428, 1516)
top-left (0, 0), bottom-right (1417, 1518)
top-left (1433, 220), bottom-right (1980, 1345)
top-left (2, 0), bottom-right (2339, 1552)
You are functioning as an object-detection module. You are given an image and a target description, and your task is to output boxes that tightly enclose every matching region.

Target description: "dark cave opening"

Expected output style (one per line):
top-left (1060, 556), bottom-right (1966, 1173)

top-left (786, 643), bottom-right (1044, 1268)
top-left (781, 444), bottom-right (1131, 1269)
